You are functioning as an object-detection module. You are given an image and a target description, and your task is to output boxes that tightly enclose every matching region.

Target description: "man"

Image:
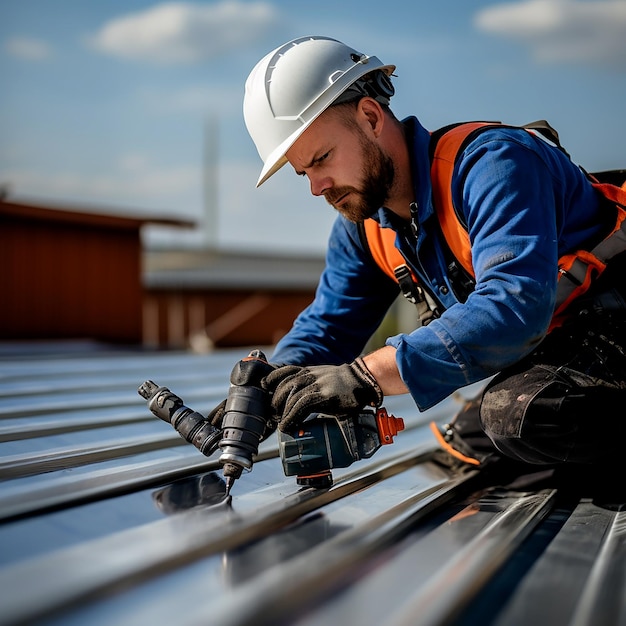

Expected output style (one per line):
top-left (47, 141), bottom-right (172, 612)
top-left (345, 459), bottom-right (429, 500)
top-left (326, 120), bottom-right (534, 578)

top-left (214, 35), bottom-right (626, 471)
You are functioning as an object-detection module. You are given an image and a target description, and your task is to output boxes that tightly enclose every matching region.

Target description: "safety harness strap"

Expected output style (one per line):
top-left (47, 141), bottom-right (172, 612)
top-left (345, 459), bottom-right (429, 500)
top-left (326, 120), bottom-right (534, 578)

top-left (360, 218), bottom-right (440, 326)
top-left (361, 121), bottom-right (626, 329)
top-left (429, 121), bottom-right (496, 278)
top-left (552, 179), bottom-right (626, 327)
top-left (393, 265), bottom-right (439, 326)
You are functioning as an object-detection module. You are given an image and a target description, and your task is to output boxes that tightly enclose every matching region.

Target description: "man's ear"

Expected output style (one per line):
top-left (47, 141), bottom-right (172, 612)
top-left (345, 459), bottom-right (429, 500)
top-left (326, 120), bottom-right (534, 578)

top-left (358, 97), bottom-right (385, 137)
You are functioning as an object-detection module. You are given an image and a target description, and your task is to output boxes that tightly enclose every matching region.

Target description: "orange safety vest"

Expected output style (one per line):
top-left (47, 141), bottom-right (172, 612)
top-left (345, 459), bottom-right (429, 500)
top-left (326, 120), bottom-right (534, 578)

top-left (362, 121), bottom-right (626, 330)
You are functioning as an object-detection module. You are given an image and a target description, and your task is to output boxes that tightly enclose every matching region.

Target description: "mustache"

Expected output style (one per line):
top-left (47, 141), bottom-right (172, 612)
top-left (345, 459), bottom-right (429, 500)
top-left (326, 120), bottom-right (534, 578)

top-left (324, 186), bottom-right (357, 206)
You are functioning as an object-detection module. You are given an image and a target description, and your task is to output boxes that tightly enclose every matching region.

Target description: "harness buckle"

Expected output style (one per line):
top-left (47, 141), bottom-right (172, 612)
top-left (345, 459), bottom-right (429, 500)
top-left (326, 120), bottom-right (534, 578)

top-left (393, 264), bottom-right (440, 326)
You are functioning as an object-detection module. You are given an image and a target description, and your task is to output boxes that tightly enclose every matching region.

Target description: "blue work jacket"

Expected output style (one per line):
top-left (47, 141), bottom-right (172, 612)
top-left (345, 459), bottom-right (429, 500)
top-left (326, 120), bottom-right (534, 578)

top-left (272, 116), bottom-right (606, 410)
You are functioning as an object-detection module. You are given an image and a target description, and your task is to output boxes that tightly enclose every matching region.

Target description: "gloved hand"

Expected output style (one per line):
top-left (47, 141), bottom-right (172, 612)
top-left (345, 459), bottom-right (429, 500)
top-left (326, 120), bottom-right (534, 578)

top-left (207, 399), bottom-right (226, 429)
top-left (262, 357), bottom-right (383, 432)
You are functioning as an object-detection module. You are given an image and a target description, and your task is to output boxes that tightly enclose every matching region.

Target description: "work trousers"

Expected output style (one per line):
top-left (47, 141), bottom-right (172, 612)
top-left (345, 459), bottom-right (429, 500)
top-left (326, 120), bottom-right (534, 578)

top-left (480, 260), bottom-right (626, 466)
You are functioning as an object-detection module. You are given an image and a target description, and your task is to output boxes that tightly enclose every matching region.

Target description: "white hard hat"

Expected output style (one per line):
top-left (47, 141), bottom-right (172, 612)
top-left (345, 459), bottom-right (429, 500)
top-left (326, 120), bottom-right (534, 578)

top-left (244, 36), bottom-right (395, 187)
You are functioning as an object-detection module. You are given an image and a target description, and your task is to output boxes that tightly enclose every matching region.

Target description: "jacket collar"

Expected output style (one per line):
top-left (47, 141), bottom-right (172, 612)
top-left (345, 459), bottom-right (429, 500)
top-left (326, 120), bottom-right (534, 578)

top-left (404, 116), bottom-right (436, 225)
top-left (373, 116), bottom-right (435, 236)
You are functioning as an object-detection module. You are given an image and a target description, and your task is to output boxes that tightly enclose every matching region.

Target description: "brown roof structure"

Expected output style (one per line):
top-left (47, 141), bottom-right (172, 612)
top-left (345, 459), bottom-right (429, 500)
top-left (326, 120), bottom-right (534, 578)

top-left (1, 199), bottom-right (194, 344)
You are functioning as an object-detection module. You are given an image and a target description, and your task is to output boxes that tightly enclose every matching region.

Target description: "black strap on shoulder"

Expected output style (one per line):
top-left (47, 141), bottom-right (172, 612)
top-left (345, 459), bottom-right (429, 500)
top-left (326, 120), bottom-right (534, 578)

top-left (521, 119), bottom-right (562, 146)
top-left (590, 170), bottom-right (626, 186)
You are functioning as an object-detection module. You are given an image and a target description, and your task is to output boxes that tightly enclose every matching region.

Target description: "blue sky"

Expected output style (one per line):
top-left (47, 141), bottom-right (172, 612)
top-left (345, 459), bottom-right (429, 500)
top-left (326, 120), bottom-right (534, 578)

top-left (2, 0), bottom-right (625, 254)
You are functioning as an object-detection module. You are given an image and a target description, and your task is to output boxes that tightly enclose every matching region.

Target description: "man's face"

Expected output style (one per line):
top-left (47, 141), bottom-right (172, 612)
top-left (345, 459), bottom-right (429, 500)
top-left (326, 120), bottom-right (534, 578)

top-left (285, 105), bottom-right (395, 222)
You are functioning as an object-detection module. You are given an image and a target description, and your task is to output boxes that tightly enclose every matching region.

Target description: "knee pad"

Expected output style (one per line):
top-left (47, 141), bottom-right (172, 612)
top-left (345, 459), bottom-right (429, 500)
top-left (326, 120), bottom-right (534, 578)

top-left (480, 364), bottom-right (612, 465)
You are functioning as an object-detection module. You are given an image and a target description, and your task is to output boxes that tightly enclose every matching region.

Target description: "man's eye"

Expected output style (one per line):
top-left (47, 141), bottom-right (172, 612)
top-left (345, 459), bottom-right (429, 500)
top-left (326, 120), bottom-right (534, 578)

top-left (317, 152), bottom-right (330, 164)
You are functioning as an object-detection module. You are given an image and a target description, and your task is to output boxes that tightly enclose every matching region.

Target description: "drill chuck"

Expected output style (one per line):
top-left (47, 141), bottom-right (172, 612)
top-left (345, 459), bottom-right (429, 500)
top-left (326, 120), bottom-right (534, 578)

top-left (218, 350), bottom-right (274, 482)
top-left (219, 385), bottom-right (267, 475)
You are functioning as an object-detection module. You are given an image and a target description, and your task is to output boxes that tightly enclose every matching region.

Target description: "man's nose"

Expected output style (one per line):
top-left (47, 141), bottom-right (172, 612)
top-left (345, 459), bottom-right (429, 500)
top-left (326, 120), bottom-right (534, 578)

top-left (309, 174), bottom-right (332, 197)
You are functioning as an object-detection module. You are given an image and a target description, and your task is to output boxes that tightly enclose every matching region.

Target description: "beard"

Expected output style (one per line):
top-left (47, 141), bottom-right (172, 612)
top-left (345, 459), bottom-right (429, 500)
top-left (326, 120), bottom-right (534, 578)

top-left (324, 132), bottom-right (395, 223)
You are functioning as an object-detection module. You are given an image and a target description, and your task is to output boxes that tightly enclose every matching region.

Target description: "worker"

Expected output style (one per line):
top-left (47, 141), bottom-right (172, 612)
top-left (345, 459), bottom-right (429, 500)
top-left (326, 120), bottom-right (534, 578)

top-left (212, 35), bottom-right (626, 472)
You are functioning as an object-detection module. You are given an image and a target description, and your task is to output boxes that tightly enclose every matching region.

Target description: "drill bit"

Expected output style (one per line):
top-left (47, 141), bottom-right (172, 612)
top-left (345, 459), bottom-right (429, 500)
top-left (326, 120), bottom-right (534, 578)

top-left (225, 475), bottom-right (235, 497)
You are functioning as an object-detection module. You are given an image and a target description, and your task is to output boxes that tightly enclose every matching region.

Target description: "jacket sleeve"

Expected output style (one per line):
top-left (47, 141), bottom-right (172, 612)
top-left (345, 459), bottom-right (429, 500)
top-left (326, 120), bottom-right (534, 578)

top-left (271, 216), bottom-right (400, 366)
top-left (387, 129), bottom-right (601, 410)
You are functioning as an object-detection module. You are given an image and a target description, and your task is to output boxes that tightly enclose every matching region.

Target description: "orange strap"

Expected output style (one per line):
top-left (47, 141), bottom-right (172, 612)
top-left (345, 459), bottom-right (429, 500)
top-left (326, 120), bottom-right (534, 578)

top-left (429, 122), bottom-right (497, 278)
top-left (364, 122), bottom-right (494, 282)
top-left (364, 122), bottom-right (626, 328)
top-left (592, 180), bottom-right (626, 204)
top-left (429, 421), bottom-right (481, 466)
top-left (551, 182), bottom-right (626, 328)
top-left (363, 217), bottom-right (417, 282)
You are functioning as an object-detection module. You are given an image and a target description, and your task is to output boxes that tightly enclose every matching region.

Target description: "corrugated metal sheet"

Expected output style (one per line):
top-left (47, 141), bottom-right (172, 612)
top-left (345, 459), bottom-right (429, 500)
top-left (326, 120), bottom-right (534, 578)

top-left (0, 343), bottom-right (624, 626)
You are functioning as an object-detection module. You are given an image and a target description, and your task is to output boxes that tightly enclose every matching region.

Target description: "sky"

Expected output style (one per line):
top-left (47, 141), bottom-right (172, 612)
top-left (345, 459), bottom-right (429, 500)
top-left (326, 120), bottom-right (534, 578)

top-left (1, 0), bottom-right (625, 255)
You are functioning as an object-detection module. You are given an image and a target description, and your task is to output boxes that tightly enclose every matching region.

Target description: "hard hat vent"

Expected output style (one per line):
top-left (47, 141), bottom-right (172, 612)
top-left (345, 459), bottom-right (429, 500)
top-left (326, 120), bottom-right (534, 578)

top-left (263, 38), bottom-right (363, 120)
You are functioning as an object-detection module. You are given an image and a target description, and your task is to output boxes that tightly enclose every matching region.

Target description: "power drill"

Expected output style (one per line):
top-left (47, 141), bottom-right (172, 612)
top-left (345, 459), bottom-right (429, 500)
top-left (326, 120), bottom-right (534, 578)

top-left (138, 349), bottom-right (274, 496)
top-left (138, 350), bottom-right (405, 493)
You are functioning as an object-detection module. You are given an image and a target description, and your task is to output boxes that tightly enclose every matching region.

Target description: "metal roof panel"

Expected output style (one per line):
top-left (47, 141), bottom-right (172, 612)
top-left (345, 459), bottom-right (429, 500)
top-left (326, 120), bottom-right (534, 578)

top-left (0, 343), bottom-right (623, 626)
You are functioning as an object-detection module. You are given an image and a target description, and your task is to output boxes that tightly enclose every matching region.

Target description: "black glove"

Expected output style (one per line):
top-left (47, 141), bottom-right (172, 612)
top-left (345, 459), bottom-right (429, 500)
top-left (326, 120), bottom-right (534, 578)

top-left (207, 399), bottom-right (226, 429)
top-left (262, 357), bottom-right (383, 432)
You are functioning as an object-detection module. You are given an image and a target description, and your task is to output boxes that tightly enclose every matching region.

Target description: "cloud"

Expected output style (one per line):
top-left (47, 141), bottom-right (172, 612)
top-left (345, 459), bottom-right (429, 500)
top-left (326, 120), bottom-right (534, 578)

top-left (88, 0), bottom-right (283, 64)
top-left (4, 37), bottom-right (52, 61)
top-left (475, 0), bottom-right (626, 69)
